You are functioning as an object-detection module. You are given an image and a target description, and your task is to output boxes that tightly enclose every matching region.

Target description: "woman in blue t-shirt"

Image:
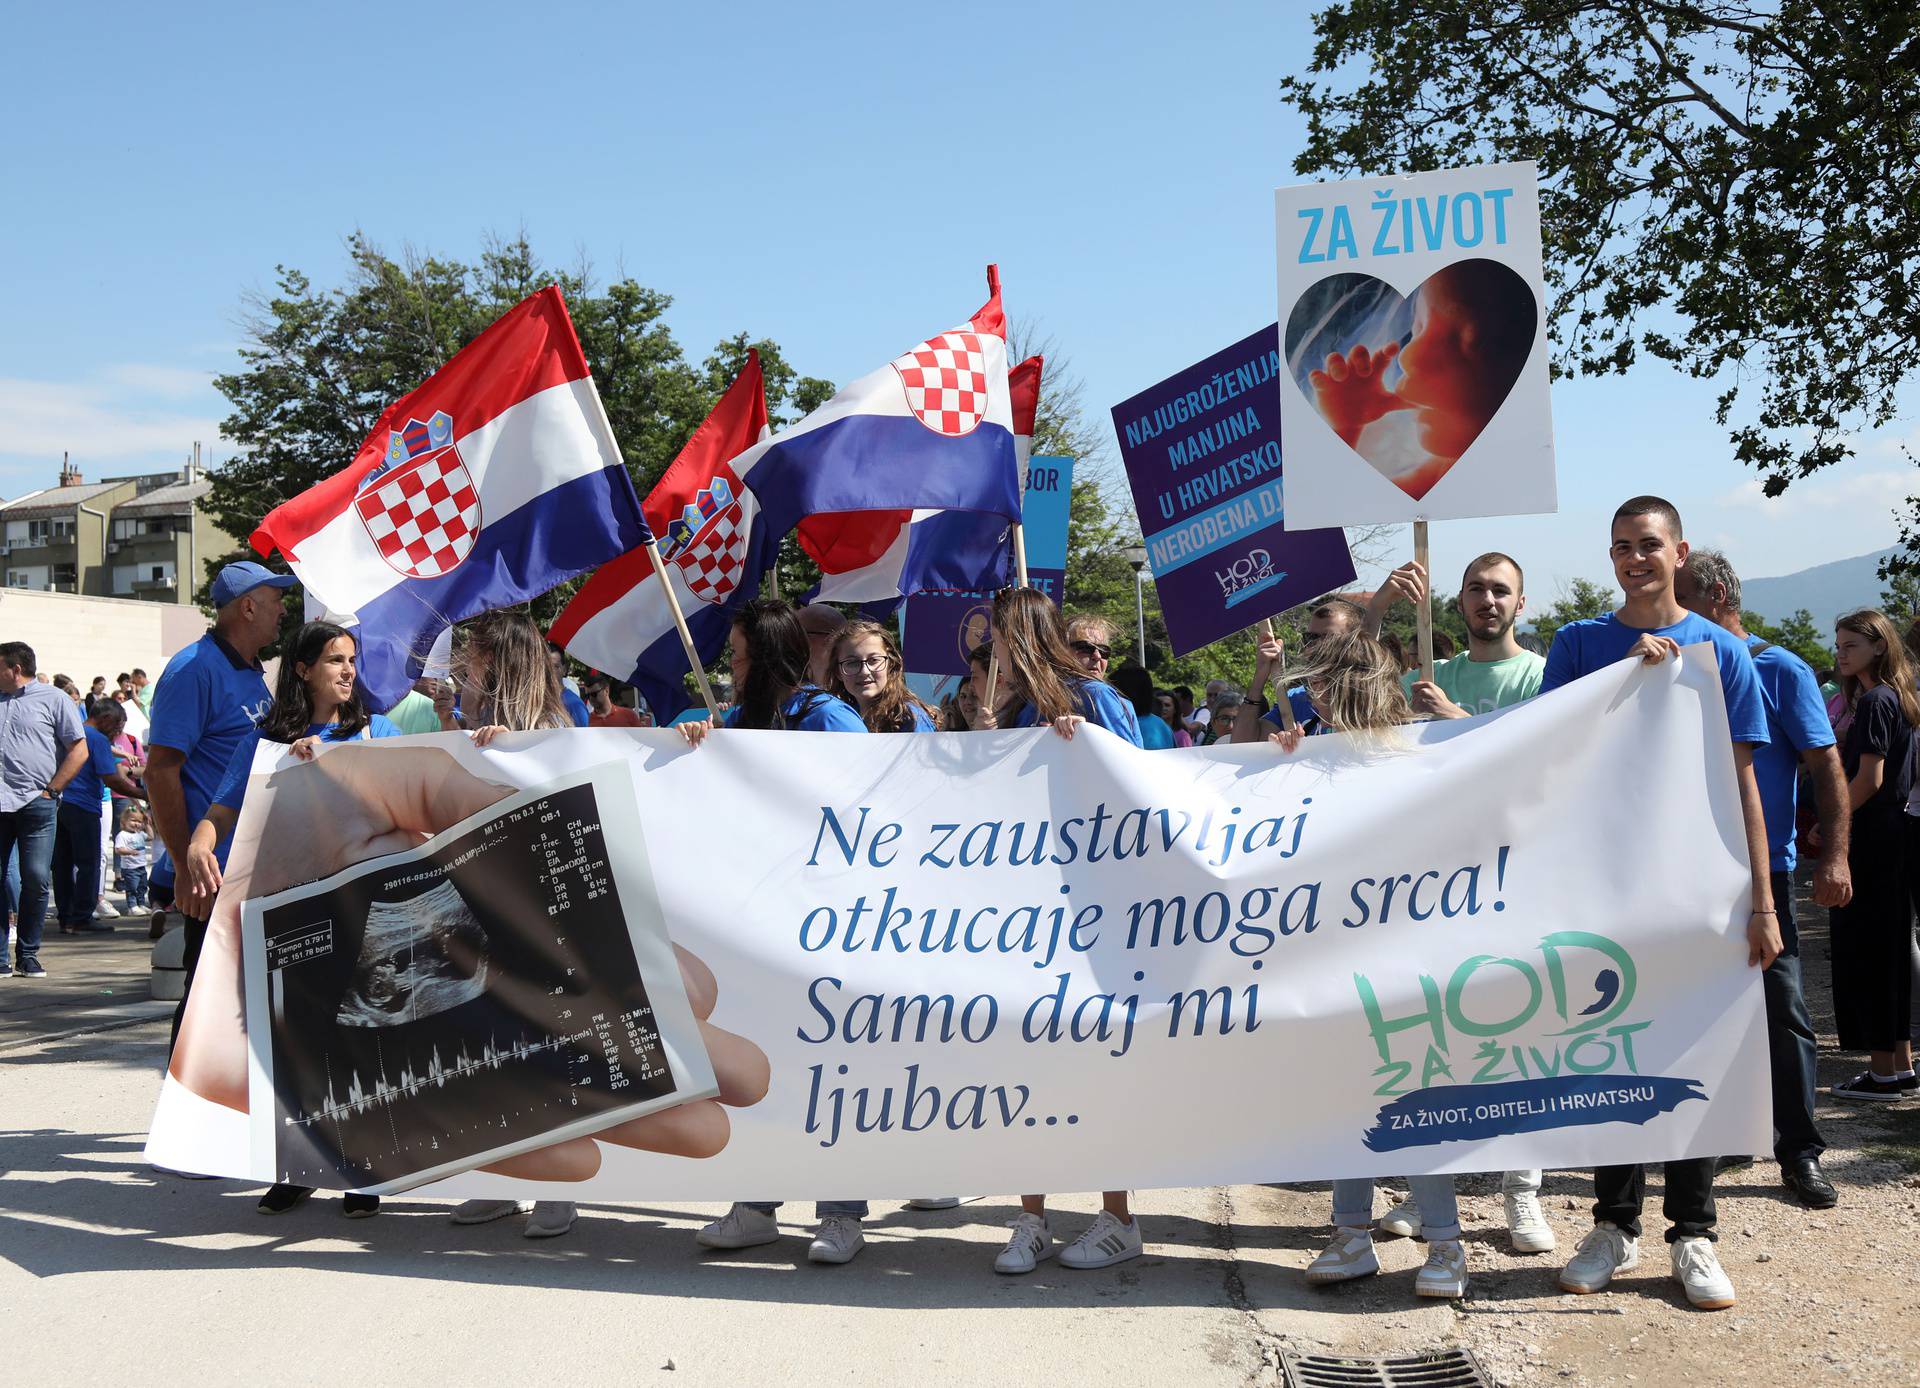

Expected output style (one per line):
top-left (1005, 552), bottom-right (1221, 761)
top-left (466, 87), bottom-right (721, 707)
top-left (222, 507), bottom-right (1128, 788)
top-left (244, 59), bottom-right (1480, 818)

top-left (680, 599), bottom-right (870, 1263)
top-left (973, 589), bottom-right (1147, 1277)
top-left (1109, 663), bottom-right (1175, 749)
top-left (182, 620), bottom-right (402, 1221)
top-left (827, 619), bottom-right (939, 733)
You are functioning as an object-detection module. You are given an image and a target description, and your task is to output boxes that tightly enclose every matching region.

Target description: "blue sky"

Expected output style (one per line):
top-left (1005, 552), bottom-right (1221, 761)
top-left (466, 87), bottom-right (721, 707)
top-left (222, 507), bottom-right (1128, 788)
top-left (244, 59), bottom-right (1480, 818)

top-left (3, 1), bottom-right (1909, 609)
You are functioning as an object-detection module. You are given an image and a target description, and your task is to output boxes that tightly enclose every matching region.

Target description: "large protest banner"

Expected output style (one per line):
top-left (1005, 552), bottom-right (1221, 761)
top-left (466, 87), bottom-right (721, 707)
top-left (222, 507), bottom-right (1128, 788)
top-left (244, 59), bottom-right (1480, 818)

top-left (901, 454), bottom-right (1075, 680)
top-left (148, 647), bottom-right (1768, 1197)
top-left (1273, 161), bottom-right (1556, 527)
top-left (1111, 328), bottom-right (1356, 656)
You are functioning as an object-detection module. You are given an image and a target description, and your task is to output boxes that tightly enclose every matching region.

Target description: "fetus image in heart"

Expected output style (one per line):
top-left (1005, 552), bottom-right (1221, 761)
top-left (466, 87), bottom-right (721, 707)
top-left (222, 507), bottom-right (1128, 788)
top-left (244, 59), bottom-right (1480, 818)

top-left (1284, 259), bottom-right (1536, 501)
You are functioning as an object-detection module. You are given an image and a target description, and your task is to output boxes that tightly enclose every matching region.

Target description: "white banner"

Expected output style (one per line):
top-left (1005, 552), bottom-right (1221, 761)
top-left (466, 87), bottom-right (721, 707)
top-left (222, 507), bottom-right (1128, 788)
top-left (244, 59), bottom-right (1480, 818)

top-left (148, 646), bottom-right (1768, 1198)
top-left (1273, 160), bottom-right (1556, 526)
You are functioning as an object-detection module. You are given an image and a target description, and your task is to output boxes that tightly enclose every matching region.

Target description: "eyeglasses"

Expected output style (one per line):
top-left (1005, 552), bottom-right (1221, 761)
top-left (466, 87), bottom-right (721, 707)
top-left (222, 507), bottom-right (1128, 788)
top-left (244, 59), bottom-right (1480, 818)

top-left (836, 654), bottom-right (892, 675)
top-left (1069, 640), bottom-right (1112, 661)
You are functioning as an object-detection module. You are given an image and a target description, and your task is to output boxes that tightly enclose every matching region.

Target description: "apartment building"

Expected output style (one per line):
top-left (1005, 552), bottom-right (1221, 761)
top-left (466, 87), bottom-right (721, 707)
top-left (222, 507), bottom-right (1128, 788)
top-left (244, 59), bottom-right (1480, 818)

top-left (1, 451), bottom-right (226, 602)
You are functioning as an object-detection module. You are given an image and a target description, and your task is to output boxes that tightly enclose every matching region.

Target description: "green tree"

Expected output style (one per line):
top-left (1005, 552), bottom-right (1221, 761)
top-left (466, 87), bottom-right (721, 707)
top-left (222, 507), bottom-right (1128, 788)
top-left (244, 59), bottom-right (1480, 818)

top-left (1530, 577), bottom-right (1617, 650)
top-left (1282, 3), bottom-right (1920, 574)
top-left (1745, 607), bottom-right (1832, 670)
top-left (1881, 568), bottom-right (1920, 625)
top-left (207, 233), bottom-right (829, 645)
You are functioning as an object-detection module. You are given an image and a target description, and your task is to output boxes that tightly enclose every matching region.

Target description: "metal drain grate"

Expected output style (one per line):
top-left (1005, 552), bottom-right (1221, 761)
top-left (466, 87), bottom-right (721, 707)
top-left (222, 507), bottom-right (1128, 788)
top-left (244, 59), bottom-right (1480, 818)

top-left (1281, 1347), bottom-right (1490, 1388)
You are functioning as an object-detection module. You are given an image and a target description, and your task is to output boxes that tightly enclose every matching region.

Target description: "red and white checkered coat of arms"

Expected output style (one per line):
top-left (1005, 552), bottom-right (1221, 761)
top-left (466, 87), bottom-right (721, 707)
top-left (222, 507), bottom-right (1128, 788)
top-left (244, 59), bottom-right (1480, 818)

top-left (891, 329), bottom-right (991, 436)
top-left (663, 475), bottom-right (748, 606)
top-left (355, 410), bottom-right (482, 580)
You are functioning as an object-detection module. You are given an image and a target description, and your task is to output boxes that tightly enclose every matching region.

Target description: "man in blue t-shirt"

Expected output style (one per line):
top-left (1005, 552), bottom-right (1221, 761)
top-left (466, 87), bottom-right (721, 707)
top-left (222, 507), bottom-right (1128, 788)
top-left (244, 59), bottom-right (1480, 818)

top-left (1676, 548), bottom-right (1851, 1210)
top-left (1543, 497), bottom-right (1780, 1314)
top-left (147, 561), bottom-right (291, 1049)
top-left (50, 701), bottom-right (146, 934)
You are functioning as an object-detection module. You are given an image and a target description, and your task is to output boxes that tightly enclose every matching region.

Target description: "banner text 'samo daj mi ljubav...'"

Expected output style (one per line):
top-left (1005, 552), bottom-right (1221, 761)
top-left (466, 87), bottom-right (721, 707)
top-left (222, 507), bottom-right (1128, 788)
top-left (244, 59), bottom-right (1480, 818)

top-left (148, 645), bottom-right (1768, 1198)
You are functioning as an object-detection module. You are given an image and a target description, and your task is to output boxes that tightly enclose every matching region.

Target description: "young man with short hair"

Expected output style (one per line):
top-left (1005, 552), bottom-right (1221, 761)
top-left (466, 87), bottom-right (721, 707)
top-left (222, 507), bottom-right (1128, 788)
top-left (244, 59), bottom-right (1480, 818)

top-left (581, 674), bottom-right (642, 728)
top-left (1365, 553), bottom-right (1544, 718)
top-left (1543, 497), bottom-right (1780, 1311)
top-left (130, 668), bottom-right (152, 715)
top-left (1676, 548), bottom-right (1850, 1207)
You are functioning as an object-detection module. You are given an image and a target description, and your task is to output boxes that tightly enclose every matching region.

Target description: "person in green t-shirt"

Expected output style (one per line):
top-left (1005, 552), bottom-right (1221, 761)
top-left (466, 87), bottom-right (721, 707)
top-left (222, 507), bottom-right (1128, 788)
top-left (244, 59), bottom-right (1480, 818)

top-left (1365, 550), bottom-right (1545, 719)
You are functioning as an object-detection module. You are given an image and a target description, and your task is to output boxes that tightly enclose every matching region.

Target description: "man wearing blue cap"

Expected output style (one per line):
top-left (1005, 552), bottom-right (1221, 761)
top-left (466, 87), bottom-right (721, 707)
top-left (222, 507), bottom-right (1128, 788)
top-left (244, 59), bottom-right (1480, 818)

top-left (146, 561), bottom-right (293, 1048)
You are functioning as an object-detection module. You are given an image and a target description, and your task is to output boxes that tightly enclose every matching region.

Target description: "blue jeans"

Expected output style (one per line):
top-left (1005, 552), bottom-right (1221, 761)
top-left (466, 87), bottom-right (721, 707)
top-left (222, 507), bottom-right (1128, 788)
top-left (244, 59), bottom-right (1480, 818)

top-left (52, 802), bottom-right (103, 927)
top-left (743, 1201), bottom-right (869, 1219)
top-left (1765, 871), bottom-right (1823, 1163)
top-left (0, 798), bottom-right (58, 965)
top-left (122, 864), bottom-right (149, 909)
top-left (1331, 1174), bottom-right (1460, 1240)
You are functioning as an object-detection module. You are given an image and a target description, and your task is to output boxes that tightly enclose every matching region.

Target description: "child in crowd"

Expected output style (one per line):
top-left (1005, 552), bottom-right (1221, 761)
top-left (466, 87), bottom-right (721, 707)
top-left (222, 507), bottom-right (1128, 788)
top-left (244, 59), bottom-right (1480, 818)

top-left (114, 807), bottom-right (151, 910)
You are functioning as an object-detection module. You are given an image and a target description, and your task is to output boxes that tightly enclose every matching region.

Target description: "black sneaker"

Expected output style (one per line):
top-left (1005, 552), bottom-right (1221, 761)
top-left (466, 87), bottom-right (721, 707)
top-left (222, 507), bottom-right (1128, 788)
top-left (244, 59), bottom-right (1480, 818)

top-left (257, 1183), bottom-right (314, 1214)
top-left (0, 961), bottom-right (12, 977)
top-left (18, 958), bottom-right (46, 979)
top-left (1898, 1073), bottom-right (1919, 1095)
top-left (1830, 1071), bottom-right (1906, 1103)
top-left (341, 1193), bottom-right (381, 1218)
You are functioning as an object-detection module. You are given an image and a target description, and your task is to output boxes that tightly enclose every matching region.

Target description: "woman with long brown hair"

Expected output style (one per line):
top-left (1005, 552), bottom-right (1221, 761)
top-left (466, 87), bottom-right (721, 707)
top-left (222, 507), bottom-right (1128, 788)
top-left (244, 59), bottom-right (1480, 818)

top-left (442, 611), bottom-right (583, 1238)
top-left (1827, 608), bottom-right (1920, 1102)
top-left (979, 588), bottom-right (1145, 1276)
top-left (826, 620), bottom-right (938, 732)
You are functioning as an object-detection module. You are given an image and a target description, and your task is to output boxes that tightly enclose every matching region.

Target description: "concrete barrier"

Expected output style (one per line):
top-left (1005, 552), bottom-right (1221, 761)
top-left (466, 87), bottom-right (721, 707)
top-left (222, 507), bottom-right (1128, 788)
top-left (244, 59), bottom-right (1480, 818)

top-left (150, 923), bottom-right (186, 1001)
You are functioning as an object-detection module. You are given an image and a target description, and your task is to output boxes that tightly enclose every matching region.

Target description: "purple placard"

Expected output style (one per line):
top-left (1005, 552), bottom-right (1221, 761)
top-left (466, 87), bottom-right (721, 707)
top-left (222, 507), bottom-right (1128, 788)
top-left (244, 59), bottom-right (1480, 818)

top-left (901, 566), bottom-right (1065, 677)
top-left (1111, 325), bottom-right (1355, 655)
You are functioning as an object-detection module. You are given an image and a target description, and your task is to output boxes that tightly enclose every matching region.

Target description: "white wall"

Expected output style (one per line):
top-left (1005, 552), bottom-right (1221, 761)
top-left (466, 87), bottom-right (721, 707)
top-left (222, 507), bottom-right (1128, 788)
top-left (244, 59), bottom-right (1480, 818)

top-left (0, 588), bottom-right (208, 684)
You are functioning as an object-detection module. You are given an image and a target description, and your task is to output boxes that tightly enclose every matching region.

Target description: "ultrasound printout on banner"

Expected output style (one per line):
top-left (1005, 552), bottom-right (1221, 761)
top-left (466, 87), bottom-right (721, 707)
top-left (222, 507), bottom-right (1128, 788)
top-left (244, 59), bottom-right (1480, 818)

top-left (241, 760), bottom-right (716, 1193)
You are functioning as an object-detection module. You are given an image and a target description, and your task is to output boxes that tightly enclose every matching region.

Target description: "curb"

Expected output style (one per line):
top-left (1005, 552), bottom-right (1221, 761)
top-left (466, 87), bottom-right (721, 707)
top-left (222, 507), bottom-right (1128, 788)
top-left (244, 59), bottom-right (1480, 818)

top-left (0, 1003), bottom-right (173, 1053)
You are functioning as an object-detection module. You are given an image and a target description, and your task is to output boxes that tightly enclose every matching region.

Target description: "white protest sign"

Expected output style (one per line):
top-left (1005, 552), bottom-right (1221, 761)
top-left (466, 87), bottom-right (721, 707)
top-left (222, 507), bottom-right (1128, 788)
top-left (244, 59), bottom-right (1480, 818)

top-left (148, 648), bottom-right (1765, 1197)
top-left (1274, 160), bottom-right (1556, 527)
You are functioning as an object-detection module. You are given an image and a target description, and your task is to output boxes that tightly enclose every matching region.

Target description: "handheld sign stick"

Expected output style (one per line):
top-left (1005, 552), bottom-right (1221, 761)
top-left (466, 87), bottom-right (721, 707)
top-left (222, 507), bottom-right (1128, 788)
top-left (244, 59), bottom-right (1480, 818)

top-left (583, 379), bottom-right (722, 720)
top-left (1012, 523), bottom-right (1030, 588)
top-left (1413, 519), bottom-right (1435, 685)
top-left (1264, 617), bottom-right (1297, 731)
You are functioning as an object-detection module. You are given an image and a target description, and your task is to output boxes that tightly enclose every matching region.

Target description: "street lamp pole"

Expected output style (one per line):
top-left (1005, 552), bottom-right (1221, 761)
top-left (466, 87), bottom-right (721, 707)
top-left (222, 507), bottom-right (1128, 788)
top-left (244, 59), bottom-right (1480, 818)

top-left (1122, 542), bottom-right (1148, 665)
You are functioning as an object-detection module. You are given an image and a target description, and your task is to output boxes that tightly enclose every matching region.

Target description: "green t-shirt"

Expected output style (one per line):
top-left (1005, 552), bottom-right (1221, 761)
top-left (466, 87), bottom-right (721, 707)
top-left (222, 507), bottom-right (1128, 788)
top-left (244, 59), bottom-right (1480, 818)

top-left (1403, 650), bottom-right (1545, 716)
top-left (383, 689), bottom-right (444, 736)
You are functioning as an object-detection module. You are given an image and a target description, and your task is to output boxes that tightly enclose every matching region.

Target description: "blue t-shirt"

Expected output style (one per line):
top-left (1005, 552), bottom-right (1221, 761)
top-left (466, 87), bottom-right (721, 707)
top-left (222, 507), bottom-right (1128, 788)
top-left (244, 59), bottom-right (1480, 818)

top-left (1540, 612), bottom-right (1769, 746)
top-left (1013, 678), bottom-right (1145, 748)
top-left (721, 687), bottom-right (867, 733)
top-left (1138, 711), bottom-right (1176, 750)
top-left (1743, 635), bottom-right (1834, 872)
top-left (60, 726), bottom-right (122, 812)
top-left (561, 686), bottom-right (591, 728)
top-left (902, 703), bottom-right (937, 733)
top-left (147, 634), bottom-right (272, 884)
top-left (212, 714), bottom-right (405, 814)
top-left (1260, 686), bottom-right (1319, 731)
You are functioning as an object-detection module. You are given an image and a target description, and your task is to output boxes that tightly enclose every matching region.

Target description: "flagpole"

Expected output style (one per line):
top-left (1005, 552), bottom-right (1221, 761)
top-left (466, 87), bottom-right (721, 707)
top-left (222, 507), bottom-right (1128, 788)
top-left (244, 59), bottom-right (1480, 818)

top-left (1012, 523), bottom-right (1029, 588)
top-left (583, 379), bottom-right (721, 721)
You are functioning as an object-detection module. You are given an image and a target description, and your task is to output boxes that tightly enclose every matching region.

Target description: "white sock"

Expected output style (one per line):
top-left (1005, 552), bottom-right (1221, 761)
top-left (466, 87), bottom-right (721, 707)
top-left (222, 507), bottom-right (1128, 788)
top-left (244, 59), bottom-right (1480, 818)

top-left (1870, 1071), bottom-right (1898, 1083)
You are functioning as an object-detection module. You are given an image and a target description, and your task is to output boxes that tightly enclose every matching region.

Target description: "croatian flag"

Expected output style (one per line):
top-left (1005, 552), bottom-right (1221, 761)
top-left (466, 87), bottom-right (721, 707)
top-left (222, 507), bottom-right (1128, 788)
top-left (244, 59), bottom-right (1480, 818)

top-left (548, 350), bottom-right (771, 715)
top-left (801, 353), bottom-right (1043, 606)
top-left (550, 269), bottom-right (1022, 716)
top-left (251, 287), bottom-right (650, 708)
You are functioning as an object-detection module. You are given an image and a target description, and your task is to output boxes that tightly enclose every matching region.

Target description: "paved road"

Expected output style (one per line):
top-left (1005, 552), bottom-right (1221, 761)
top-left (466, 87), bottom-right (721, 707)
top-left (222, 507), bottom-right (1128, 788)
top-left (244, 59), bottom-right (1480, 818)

top-left (0, 929), bottom-right (1467, 1386)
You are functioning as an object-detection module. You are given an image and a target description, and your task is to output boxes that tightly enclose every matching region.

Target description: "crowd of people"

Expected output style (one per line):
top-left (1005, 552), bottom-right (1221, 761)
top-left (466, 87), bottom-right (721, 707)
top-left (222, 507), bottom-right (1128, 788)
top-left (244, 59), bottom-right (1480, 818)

top-left (3, 495), bottom-right (1916, 1312)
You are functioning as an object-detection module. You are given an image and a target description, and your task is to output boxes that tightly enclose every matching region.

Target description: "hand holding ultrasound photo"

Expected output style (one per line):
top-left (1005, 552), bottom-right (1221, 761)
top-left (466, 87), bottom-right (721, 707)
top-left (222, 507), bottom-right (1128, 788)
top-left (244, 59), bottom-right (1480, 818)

top-left (169, 741), bottom-right (768, 1191)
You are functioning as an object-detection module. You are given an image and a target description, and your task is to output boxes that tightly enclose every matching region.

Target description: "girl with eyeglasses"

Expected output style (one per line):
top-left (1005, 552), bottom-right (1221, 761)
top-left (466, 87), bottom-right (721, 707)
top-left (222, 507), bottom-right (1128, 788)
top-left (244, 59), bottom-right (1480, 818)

top-left (826, 620), bottom-right (939, 732)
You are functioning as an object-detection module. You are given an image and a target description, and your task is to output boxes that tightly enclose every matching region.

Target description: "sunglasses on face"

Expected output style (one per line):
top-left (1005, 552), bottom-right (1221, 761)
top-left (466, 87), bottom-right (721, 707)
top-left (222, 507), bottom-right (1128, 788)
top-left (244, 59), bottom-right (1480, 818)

top-left (1069, 640), bottom-right (1112, 661)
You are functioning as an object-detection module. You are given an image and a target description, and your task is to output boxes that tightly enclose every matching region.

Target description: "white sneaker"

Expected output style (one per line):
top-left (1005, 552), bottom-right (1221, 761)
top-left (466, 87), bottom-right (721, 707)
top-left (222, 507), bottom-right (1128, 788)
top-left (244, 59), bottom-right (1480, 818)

top-left (523, 1200), bottom-right (575, 1238)
top-left (450, 1198), bottom-right (529, 1226)
top-left (94, 897), bottom-right (121, 918)
top-left (1559, 1222), bottom-right (1638, 1293)
top-left (1414, 1238), bottom-right (1469, 1298)
top-left (1306, 1226), bottom-right (1380, 1284)
top-left (1378, 1195), bottom-right (1422, 1238)
top-left (1670, 1236), bottom-right (1735, 1309)
top-left (993, 1212), bottom-right (1056, 1275)
top-left (1058, 1209), bottom-right (1142, 1269)
top-left (1505, 1189), bottom-right (1556, 1253)
top-left (806, 1213), bottom-right (865, 1264)
top-left (906, 1196), bottom-right (961, 1210)
top-left (695, 1202), bottom-right (781, 1249)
